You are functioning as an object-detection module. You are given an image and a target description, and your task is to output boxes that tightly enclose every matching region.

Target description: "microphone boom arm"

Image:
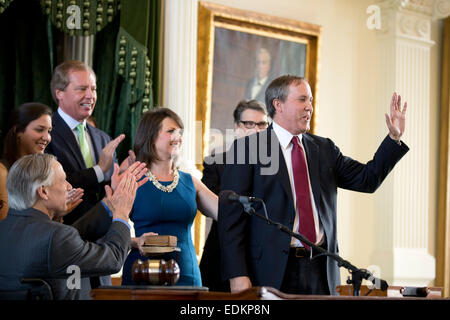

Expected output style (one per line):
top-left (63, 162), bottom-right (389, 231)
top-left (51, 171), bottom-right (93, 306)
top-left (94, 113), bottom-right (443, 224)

top-left (241, 204), bottom-right (388, 296)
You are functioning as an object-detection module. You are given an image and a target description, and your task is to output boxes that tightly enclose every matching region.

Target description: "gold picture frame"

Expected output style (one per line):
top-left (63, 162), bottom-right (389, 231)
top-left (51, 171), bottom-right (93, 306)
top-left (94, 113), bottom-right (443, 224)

top-left (195, 1), bottom-right (322, 166)
top-left (193, 2), bottom-right (321, 259)
top-left (437, 16), bottom-right (450, 298)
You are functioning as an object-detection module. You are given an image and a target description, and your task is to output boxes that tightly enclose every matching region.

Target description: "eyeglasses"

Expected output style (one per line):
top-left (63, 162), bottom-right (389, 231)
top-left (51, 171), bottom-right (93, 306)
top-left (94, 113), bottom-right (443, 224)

top-left (240, 120), bottom-right (269, 129)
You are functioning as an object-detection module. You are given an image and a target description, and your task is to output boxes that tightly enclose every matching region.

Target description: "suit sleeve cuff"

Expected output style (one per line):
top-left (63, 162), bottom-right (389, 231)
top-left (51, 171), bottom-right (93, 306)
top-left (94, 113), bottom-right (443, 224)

top-left (386, 134), bottom-right (409, 151)
top-left (101, 200), bottom-right (113, 217)
top-left (113, 218), bottom-right (131, 229)
top-left (93, 165), bottom-right (105, 183)
top-left (101, 201), bottom-right (131, 229)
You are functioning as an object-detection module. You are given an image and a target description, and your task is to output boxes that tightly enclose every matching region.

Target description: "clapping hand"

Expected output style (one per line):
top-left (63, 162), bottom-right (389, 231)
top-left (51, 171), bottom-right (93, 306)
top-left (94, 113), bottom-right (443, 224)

top-left (385, 92), bottom-right (407, 141)
top-left (104, 171), bottom-right (138, 221)
top-left (53, 188), bottom-right (84, 222)
top-left (111, 160), bottom-right (148, 191)
top-left (65, 188), bottom-right (84, 213)
top-left (118, 150), bottom-right (137, 175)
top-left (98, 134), bottom-right (126, 174)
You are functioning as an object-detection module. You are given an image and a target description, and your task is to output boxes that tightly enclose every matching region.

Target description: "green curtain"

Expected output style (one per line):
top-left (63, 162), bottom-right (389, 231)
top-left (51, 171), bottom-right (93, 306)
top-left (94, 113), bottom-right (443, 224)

top-left (41, 0), bottom-right (121, 36)
top-left (0, 0), bottom-right (160, 161)
top-left (0, 0), bottom-right (56, 151)
top-left (92, 0), bottom-right (160, 161)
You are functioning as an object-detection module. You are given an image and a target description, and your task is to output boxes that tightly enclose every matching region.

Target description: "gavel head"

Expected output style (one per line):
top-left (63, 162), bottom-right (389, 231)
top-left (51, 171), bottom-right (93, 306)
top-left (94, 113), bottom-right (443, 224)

top-left (131, 259), bottom-right (180, 285)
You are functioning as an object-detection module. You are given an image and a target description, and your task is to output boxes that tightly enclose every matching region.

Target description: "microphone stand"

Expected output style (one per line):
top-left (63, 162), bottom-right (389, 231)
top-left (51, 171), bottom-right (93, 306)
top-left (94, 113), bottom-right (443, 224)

top-left (241, 202), bottom-right (388, 296)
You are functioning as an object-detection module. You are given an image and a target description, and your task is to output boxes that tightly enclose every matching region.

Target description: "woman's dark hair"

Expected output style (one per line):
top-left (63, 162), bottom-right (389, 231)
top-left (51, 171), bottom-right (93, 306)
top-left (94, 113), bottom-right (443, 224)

top-left (134, 107), bottom-right (184, 165)
top-left (1, 102), bottom-right (53, 169)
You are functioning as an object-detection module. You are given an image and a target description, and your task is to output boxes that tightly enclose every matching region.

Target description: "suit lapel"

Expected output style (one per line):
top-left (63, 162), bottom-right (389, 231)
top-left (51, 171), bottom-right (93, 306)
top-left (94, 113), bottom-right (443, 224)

top-left (86, 124), bottom-right (102, 162)
top-left (52, 112), bottom-right (86, 169)
top-left (267, 128), bottom-right (321, 218)
top-left (277, 143), bottom-right (295, 210)
top-left (266, 126), bottom-right (295, 210)
top-left (302, 134), bottom-right (321, 217)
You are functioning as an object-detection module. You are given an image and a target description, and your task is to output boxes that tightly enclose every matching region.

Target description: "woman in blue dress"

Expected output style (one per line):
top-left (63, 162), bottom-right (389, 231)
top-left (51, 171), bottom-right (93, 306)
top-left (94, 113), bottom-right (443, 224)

top-left (122, 108), bottom-right (218, 286)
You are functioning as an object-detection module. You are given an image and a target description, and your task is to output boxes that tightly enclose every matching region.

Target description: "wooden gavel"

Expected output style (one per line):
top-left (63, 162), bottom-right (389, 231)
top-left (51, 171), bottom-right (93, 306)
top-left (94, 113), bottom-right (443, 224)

top-left (132, 259), bottom-right (180, 285)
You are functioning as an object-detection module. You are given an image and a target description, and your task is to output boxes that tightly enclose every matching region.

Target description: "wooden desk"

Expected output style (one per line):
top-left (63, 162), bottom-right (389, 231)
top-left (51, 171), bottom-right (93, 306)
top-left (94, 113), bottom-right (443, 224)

top-left (91, 286), bottom-right (447, 300)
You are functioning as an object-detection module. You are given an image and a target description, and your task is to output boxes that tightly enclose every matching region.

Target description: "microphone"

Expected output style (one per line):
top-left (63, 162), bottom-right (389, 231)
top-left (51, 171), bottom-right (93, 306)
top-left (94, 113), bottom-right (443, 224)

top-left (227, 191), bottom-right (261, 205)
top-left (219, 190), bottom-right (269, 221)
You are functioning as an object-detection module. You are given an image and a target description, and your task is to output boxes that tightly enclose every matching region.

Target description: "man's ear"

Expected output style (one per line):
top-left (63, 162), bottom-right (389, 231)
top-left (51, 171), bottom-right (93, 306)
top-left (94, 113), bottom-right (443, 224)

top-left (272, 98), bottom-right (283, 114)
top-left (55, 89), bottom-right (64, 103)
top-left (36, 185), bottom-right (49, 201)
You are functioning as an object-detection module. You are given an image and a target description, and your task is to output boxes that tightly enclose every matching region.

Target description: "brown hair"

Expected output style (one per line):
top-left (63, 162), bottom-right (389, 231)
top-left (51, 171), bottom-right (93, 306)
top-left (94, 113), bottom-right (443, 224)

top-left (50, 60), bottom-right (96, 104)
top-left (134, 107), bottom-right (184, 165)
top-left (265, 75), bottom-right (306, 118)
top-left (233, 100), bottom-right (267, 124)
top-left (2, 103), bottom-right (53, 169)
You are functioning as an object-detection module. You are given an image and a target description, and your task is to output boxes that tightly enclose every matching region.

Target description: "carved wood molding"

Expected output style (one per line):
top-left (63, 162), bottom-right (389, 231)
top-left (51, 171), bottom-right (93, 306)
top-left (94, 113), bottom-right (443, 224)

top-left (377, 0), bottom-right (448, 17)
top-left (376, 0), bottom-right (449, 43)
top-left (437, 16), bottom-right (450, 298)
top-left (433, 0), bottom-right (450, 20)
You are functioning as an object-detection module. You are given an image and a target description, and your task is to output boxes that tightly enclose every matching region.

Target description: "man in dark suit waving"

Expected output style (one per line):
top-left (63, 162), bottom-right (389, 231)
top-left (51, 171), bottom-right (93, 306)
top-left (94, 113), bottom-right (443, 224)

top-left (47, 60), bottom-right (125, 225)
top-left (218, 75), bottom-right (408, 295)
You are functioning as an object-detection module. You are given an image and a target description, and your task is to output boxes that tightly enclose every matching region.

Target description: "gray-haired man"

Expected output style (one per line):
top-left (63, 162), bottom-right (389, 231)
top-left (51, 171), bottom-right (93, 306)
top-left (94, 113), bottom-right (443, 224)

top-left (0, 153), bottom-right (146, 299)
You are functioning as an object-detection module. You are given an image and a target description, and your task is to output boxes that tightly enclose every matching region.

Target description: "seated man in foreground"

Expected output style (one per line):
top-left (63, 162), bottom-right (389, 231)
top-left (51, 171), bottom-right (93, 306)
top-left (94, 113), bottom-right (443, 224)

top-left (0, 153), bottom-right (146, 299)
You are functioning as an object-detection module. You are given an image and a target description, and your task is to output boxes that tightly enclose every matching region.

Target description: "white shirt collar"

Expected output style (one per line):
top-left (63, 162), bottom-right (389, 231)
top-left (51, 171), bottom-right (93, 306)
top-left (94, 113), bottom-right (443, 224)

top-left (58, 107), bottom-right (86, 131)
top-left (257, 76), bottom-right (268, 85)
top-left (272, 121), bottom-right (303, 150)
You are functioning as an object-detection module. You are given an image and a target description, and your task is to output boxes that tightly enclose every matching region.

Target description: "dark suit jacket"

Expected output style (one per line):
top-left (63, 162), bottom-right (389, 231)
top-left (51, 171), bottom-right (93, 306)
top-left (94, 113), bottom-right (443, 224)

top-left (218, 126), bottom-right (409, 294)
top-left (0, 205), bottom-right (130, 300)
top-left (199, 152), bottom-right (229, 292)
top-left (46, 111), bottom-right (115, 225)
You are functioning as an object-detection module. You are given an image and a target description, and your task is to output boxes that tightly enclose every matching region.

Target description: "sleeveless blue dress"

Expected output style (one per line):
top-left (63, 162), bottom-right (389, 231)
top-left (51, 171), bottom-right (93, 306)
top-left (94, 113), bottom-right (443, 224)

top-left (121, 171), bottom-right (201, 286)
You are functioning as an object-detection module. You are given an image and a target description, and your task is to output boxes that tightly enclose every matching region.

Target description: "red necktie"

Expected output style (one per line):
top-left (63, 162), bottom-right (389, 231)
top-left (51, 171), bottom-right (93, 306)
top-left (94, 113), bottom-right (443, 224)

top-left (291, 136), bottom-right (316, 250)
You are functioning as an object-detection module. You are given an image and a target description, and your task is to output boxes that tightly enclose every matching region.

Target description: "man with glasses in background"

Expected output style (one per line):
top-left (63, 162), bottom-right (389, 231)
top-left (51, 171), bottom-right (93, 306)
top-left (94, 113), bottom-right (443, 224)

top-left (200, 99), bottom-right (269, 292)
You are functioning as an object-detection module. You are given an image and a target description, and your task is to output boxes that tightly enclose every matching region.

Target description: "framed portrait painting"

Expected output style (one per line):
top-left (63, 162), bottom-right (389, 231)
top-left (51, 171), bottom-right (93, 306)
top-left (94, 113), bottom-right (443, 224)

top-left (196, 2), bottom-right (321, 162)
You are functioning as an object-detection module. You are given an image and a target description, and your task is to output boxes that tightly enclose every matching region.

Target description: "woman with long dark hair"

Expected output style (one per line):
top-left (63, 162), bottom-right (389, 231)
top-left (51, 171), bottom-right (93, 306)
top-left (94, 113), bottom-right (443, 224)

top-left (0, 103), bottom-right (83, 221)
top-left (121, 107), bottom-right (218, 286)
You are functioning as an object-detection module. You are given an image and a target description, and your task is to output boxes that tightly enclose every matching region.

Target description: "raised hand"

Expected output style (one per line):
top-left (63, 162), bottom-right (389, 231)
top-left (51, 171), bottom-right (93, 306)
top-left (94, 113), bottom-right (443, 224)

top-left (111, 161), bottom-right (148, 191)
top-left (104, 171), bottom-right (138, 221)
top-left (65, 188), bottom-right (84, 214)
top-left (118, 150), bottom-right (137, 175)
top-left (385, 92), bottom-right (407, 141)
top-left (53, 188), bottom-right (84, 222)
top-left (98, 134), bottom-right (125, 174)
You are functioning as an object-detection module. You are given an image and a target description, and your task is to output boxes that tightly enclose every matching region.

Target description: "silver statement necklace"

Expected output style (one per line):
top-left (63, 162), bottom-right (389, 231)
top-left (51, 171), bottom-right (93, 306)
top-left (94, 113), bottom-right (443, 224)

top-left (146, 169), bottom-right (179, 193)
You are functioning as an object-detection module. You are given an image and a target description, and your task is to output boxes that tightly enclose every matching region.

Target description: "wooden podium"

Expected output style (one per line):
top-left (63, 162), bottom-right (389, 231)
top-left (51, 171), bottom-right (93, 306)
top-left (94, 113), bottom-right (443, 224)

top-left (91, 285), bottom-right (445, 300)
